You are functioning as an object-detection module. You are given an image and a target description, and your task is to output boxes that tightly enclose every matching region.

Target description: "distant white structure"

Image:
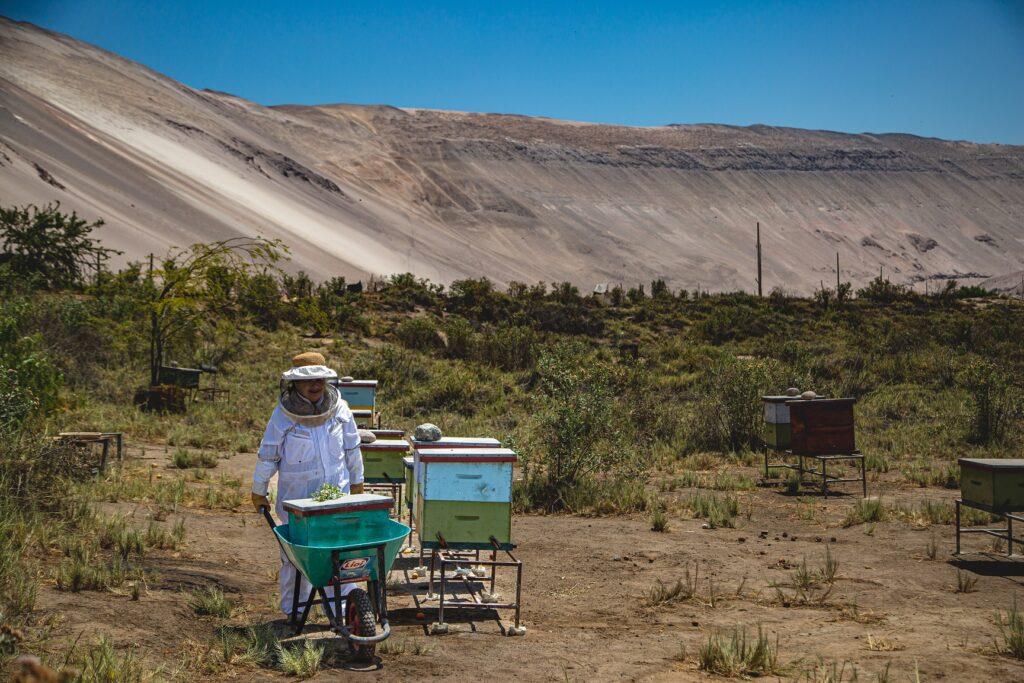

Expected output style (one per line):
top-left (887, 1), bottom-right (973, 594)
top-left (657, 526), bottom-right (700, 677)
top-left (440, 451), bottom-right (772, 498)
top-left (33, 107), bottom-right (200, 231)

top-left (593, 283), bottom-right (608, 294)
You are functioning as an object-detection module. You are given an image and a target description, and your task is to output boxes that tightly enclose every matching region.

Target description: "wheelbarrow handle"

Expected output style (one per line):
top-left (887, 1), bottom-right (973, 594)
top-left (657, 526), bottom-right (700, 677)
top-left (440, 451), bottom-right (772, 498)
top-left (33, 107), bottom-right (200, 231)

top-left (260, 505), bottom-right (276, 530)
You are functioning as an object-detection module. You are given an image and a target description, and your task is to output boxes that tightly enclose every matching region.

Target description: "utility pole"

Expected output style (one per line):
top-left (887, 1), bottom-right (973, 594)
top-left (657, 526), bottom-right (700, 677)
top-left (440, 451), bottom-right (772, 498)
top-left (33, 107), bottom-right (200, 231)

top-left (835, 252), bottom-right (840, 292)
top-left (756, 222), bottom-right (763, 297)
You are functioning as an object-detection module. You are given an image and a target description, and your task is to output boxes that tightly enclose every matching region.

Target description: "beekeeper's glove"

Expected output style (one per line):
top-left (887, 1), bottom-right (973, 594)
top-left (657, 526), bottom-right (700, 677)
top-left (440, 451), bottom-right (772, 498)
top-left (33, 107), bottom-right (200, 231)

top-left (251, 492), bottom-right (270, 512)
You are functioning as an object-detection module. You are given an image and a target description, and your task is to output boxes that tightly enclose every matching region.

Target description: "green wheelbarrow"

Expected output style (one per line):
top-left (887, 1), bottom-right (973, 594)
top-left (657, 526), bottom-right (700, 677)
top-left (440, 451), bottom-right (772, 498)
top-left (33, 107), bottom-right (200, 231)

top-left (260, 502), bottom-right (410, 662)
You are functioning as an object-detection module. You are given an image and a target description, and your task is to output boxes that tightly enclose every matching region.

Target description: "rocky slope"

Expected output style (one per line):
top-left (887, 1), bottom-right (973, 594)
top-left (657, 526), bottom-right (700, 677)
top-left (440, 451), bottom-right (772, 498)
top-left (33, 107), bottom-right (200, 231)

top-left (1, 17), bottom-right (1022, 291)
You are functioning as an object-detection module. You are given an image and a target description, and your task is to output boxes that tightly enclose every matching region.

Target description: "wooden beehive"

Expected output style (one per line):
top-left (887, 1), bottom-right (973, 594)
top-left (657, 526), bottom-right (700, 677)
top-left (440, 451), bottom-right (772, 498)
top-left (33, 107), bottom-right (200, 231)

top-left (416, 447), bottom-right (516, 546)
top-left (959, 458), bottom-right (1024, 512)
top-left (360, 439), bottom-right (410, 483)
top-left (761, 395), bottom-right (795, 450)
top-left (282, 493), bottom-right (393, 547)
top-left (334, 379), bottom-right (378, 427)
top-left (787, 398), bottom-right (856, 455)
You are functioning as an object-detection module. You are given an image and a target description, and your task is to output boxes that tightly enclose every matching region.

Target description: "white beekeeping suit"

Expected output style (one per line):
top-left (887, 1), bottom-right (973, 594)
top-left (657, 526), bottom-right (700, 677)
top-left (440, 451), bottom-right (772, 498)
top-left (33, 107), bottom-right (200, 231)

top-left (252, 355), bottom-right (364, 616)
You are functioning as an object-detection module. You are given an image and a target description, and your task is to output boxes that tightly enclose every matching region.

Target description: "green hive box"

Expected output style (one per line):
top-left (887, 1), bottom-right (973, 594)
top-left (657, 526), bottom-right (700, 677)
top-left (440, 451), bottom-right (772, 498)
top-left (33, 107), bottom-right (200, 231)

top-left (360, 439), bottom-right (409, 483)
top-left (959, 459), bottom-right (1024, 512)
top-left (403, 456), bottom-right (415, 510)
top-left (283, 493), bottom-right (394, 547)
top-left (416, 447), bottom-right (516, 547)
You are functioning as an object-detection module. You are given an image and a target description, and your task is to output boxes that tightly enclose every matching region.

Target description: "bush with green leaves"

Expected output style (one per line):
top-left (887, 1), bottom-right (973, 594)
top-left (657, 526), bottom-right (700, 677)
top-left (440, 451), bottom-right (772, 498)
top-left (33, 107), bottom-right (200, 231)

top-left (960, 356), bottom-right (1019, 446)
top-left (522, 342), bottom-right (636, 510)
top-left (688, 354), bottom-right (780, 453)
top-left (395, 316), bottom-right (443, 352)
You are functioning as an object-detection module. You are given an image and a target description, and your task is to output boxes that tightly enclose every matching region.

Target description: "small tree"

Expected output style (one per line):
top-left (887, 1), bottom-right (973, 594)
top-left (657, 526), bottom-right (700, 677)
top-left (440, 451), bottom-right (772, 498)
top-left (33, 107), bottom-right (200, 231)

top-left (146, 237), bottom-right (286, 385)
top-left (531, 342), bottom-right (628, 509)
top-left (0, 202), bottom-right (120, 289)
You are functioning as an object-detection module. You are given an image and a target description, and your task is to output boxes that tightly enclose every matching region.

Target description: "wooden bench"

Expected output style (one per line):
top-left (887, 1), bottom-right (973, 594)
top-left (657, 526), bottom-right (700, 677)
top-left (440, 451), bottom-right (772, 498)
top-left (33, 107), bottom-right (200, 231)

top-left (54, 431), bottom-right (123, 471)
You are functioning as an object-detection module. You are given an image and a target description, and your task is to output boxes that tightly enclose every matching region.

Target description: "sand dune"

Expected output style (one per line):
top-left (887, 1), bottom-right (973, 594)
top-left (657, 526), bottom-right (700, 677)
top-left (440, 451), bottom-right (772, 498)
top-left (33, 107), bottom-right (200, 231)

top-left (1, 17), bottom-right (1022, 292)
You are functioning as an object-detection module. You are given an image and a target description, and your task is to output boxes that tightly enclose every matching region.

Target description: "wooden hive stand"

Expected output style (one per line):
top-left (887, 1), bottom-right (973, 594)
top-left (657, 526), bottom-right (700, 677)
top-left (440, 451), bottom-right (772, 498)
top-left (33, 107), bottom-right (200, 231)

top-left (54, 431), bottom-right (123, 472)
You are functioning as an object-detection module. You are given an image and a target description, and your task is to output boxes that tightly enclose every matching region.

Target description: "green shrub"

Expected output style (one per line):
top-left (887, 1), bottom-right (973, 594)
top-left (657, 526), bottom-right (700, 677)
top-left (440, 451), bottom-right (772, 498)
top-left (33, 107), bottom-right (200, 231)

top-left (277, 639), bottom-right (324, 677)
top-left (698, 625), bottom-right (781, 677)
top-left (170, 448), bottom-right (218, 469)
top-left (688, 355), bottom-right (779, 453)
top-left (190, 586), bottom-right (234, 618)
top-left (960, 356), bottom-right (1018, 446)
top-left (395, 316), bottom-right (443, 352)
top-left (997, 598), bottom-right (1024, 660)
top-left (525, 342), bottom-right (633, 510)
top-left (681, 492), bottom-right (739, 528)
top-left (842, 499), bottom-right (886, 527)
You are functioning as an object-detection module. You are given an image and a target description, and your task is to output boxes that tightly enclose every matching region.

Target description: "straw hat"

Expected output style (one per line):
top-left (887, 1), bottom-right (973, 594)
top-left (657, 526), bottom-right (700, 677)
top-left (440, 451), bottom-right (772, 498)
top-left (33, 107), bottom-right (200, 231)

top-left (281, 351), bottom-right (337, 382)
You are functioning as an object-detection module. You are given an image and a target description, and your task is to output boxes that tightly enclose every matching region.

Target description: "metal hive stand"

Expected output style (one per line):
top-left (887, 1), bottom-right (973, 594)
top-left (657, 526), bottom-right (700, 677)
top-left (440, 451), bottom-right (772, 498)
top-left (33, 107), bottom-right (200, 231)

top-left (420, 534), bottom-right (523, 634)
top-left (955, 499), bottom-right (1024, 557)
top-left (764, 446), bottom-right (867, 498)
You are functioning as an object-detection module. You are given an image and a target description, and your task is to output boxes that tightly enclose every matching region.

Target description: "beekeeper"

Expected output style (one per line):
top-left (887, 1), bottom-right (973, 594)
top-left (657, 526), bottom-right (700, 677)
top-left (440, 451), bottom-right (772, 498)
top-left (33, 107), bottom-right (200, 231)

top-left (251, 351), bottom-right (364, 616)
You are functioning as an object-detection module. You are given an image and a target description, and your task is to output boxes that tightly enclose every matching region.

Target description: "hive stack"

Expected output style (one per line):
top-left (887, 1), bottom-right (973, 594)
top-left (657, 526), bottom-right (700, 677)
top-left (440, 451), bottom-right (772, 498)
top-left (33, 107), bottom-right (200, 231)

top-left (335, 379), bottom-right (378, 428)
top-left (415, 447), bottom-right (517, 548)
top-left (787, 398), bottom-right (856, 456)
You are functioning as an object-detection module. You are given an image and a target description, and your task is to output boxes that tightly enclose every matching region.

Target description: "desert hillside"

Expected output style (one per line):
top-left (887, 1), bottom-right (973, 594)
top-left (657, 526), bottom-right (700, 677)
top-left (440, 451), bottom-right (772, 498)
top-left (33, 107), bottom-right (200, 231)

top-left (1, 16), bottom-right (1022, 292)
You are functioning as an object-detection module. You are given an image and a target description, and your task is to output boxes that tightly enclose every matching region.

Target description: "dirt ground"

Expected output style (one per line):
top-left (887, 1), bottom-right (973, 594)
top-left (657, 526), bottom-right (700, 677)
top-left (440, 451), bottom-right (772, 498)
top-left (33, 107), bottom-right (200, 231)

top-left (32, 444), bottom-right (1024, 681)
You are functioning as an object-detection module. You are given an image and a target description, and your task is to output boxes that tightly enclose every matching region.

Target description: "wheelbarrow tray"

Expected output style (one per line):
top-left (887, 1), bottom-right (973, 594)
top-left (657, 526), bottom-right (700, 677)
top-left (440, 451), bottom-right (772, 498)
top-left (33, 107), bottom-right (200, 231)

top-left (274, 518), bottom-right (410, 587)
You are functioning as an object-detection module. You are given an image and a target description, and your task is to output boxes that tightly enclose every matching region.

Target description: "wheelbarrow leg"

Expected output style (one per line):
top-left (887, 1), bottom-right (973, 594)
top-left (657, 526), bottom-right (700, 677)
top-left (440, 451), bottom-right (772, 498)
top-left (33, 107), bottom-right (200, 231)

top-left (289, 571), bottom-right (302, 625)
top-left (295, 590), bottom-right (317, 636)
top-left (376, 544), bottom-right (390, 627)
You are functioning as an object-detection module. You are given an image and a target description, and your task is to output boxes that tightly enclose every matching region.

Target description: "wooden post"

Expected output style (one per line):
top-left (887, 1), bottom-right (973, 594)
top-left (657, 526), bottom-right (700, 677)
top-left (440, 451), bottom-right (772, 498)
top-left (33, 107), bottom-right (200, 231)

top-left (835, 253), bottom-right (840, 292)
top-left (756, 222), bottom-right (763, 297)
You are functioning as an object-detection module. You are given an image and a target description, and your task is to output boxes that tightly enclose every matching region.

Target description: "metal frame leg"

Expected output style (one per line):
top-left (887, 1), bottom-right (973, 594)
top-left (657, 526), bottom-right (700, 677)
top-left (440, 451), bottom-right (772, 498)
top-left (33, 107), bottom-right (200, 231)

top-left (428, 550), bottom-right (437, 598)
top-left (490, 549), bottom-right (497, 594)
top-left (438, 554), bottom-right (448, 627)
top-left (955, 500), bottom-right (961, 555)
top-left (861, 455), bottom-right (867, 498)
top-left (513, 555), bottom-right (523, 628)
top-left (821, 458), bottom-right (828, 498)
top-left (1009, 515), bottom-right (1014, 557)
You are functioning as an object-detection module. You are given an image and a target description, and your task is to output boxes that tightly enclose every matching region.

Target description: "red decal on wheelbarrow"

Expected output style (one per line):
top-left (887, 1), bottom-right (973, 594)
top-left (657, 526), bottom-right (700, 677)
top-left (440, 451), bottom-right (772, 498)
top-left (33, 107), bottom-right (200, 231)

top-left (342, 558), bottom-right (369, 570)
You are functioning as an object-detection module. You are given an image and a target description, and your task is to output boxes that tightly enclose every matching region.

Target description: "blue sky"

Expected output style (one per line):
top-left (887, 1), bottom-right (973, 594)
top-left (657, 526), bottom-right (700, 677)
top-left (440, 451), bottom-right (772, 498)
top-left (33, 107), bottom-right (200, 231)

top-left (5, 1), bottom-right (1023, 143)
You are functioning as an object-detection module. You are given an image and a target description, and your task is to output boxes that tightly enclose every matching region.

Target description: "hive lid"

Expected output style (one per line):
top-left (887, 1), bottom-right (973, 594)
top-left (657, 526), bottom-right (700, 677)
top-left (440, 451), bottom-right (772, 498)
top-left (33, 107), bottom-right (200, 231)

top-left (336, 379), bottom-right (378, 387)
top-left (785, 397), bottom-right (852, 406)
top-left (371, 428), bottom-right (405, 437)
top-left (419, 447), bottom-right (517, 463)
top-left (413, 436), bottom-right (501, 448)
top-left (361, 439), bottom-right (410, 451)
top-left (283, 492), bottom-right (393, 516)
top-left (958, 458), bottom-right (1024, 472)
top-left (403, 456), bottom-right (414, 467)
top-left (351, 409), bottom-right (374, 416)
top-left (762, 395), bottom-right (799, 403)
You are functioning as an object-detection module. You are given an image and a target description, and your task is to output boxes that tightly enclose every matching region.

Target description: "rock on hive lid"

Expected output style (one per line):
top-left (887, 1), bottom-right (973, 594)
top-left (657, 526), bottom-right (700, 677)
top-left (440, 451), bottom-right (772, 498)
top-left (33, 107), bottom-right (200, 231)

top-left (415, 423), bottom-right (442, 442)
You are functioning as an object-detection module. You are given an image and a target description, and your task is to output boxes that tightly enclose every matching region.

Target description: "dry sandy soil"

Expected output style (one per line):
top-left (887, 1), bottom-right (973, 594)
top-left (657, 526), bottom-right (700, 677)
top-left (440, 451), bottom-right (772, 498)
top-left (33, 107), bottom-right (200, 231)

top-left (2, 17), bottom-right (1024, 293)
top-left (29, 442), bottom-right (1024, 682)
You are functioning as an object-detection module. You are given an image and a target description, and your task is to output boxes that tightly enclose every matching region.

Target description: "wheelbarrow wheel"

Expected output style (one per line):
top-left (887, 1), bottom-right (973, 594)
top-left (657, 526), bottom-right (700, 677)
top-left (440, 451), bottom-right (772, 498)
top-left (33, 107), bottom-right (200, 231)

top-left (345, 588), bottom-right (377, 663)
